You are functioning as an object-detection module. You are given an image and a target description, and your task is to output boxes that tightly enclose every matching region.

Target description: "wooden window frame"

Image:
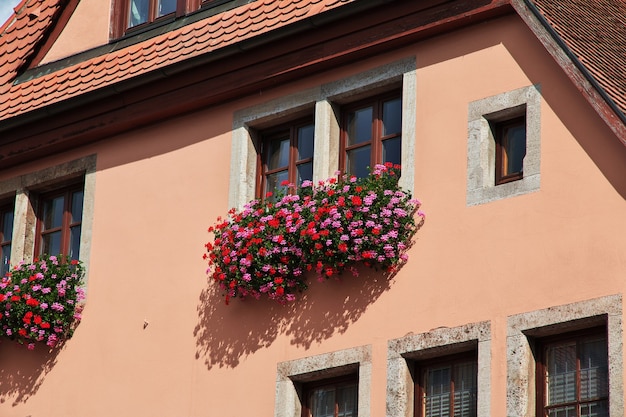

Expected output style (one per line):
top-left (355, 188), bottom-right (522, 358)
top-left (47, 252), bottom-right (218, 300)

top-left (111, 0), bottom-right (204, 38)
top-left (256, 118), bottom-right (314, 200)
top-left (494, 116), bottom-right (526, 185)
top-left (34, 184), bottom-right (84, 260)
top-left (414, 351), bottom-right (478, 417)
top-left (0, 202), bottom-right (13, 277)
top-left (339, 90), bottom-right (402, 177)
top-left (535, 326), bottom-right (609, 417)
top-left (301, 373), bottom-right (359, 417)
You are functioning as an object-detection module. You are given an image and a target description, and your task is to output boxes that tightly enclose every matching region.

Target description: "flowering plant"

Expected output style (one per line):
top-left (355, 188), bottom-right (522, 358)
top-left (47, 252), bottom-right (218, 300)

top-left (204, 163), bottom-right (425, 304)
top-left (0, 254), bottom-right (85, 350)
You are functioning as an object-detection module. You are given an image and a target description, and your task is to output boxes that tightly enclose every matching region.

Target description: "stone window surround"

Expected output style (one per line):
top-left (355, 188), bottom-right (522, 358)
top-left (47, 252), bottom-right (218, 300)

top-left (386, 321), bottom-right (491, 417)
top-left (0, 155), bottom-right (96, 281)
top-left (506, 294), bottom-right (623, 417)
top-left (275, 345), bottom-right (372, 417)
top-left (229, 57), bottom-right (417, 210)
top-left (466, 84), bottom-right (541, 206)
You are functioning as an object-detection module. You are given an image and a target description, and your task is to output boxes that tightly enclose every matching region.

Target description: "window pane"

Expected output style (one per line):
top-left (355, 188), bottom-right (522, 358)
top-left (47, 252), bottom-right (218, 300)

top-left (337, 384), bottom-right (358, 417)
top-left (43, 196), bottom-right (64, 230)
top-left (425, 366), bottom-right (451, 417)
top-left (548, 406), bottom-right (577, 417)
top-left (311, 387), bottom-right (336, 417)
top-left (297, 124), bottom-right (315, 160)
top-left (42, 231), bottom-right (62, 256)
top-left (71, 190), bottom-right (84, 223)
top-left (264, 170), bottom-right (289, 197)
top-left (382, 97), bottom-right (402, 136)
top-left (346, 107), bottom-right (373, 146)
top-left (346, 145), bottom-right (371, 179)
top-left (580, 337), bottom-right (608, 401)
top-left (296, 162), bottom-right (313, 187)
top-left (382, 136), bottom-right (401, 166)
top-left (1, 244), bottom-right (10, 276)
top-left (453, 361), bottom-right (477, 417)
top-left (158, 0), bottom-right (176, 16)
top-left (503, 123), bottom-right (526, 175)
top-left (266, 137), bottom-right (290, 170)
top-left (2, 210), bottom-right (13, 243)
top-left (547, 342), bottom-right (577, 405)
top-left (70, 225), bottom-right (81, 261)
top-left (580, 401), bottom-right (609, 417)
top-left (129, 0), bottom-right (149, 27)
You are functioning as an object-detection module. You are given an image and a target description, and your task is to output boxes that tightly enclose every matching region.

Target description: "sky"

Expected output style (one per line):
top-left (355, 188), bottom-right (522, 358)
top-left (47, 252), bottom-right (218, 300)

top-left (0, 0), bottom-right (21, 27)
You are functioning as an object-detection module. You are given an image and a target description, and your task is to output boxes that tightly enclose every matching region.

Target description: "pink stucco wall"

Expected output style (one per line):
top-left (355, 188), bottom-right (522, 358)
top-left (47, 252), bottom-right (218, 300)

top-left (1, 13), bottom-right (625, 417)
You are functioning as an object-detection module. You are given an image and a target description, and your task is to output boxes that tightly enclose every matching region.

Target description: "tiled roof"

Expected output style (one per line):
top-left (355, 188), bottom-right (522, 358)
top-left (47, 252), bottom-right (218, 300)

top-left (531, 0), bottom-right (626, 116)
top-left (0, 0), bottom-right (63, 88)
top-left (0, 0), bottom-right (353, 121)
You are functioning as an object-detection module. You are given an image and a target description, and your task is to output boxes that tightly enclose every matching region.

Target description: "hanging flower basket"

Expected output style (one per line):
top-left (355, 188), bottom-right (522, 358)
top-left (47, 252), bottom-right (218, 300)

top-left (204, 163), bottom-right (425, 304)
top-left (0, 254), bottom-right (85, 350)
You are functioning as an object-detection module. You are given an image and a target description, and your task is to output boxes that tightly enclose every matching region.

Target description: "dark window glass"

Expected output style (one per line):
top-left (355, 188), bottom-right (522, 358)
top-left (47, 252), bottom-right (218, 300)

top-left (36, 185), bottom-right (84, 260)
top-left (538, 329), bottom-right (608, 417)
top-left (495, 116), bottom-right (526, 184)
top-left (341, 92), bottom-right (402, 178)
top-left (0, 204), bottom-right (13, 276)
top-left (129, 0), bottom-right (149, 26)
top-left (303, 375), bottom-right (358, 417)
top-left (259, 119), bottom-right (314, 198)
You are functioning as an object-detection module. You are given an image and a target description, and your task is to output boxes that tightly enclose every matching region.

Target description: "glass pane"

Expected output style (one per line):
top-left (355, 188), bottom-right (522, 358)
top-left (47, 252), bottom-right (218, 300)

top-left (265, 137), bottom-right (290, 170)
top-left (548, 406), bottom-right (577, 417)
top-left (382, 136), bottom-right (401, 166)
top-left (71, 190), bottom-right (84, 223)
top-left (296, 162), bottom-right (313, 187)
top-left (43, 196), bottom-right (64, 230)
top-left (453, 361), bottom-right (477, 417)
top-left (503, 123), bottom-right (526, 175)
top-left (580, 400), bottom-right (609, 417)
top-left (297, 124), bottom-right (315, 160)
top-left (311, 387), bottom-right (336, 417)
top-left (1, 244), bottom-right (10, 276)
top-left (346, 107), bottom-right (373, 146)
top-left (346, 146), bottom-right (371, 179)
top-left (547, 342), bottom-right (577, 406)
top-left (42, 231), bottom-right (62, 256)
top-left (382, 97), bottom-right (402, 136)
top-left (70, 225), bottom-right (81, 261)
top-left (158, 0), bottom-right (176, 16)
top-left (337, 384), bottom-right (358, 417)
top-left (2, 210), bottom-right (13, 243)
top-left (425, 366), bottom-right (451, 417)
top-left (129, 0), bottom-right (149, 27)
top-left (580, 337), bottom-right (608, 401)
top-left (264, 170), bottom-right (289, 198)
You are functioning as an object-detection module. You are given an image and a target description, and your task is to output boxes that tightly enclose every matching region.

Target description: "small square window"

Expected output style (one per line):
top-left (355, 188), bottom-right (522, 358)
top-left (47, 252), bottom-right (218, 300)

top-left (302, 374), bottom-right (358, 417)
top-left (494, 116), bottom-right (526, 185)
top-left (340, 92), bottom-right (402, 178)
top-left (415, 352), bottom-right (478, 417)
top-left (257, 119), bottom-right (314, 199)
top-left (34, 184), bottom-right (84, 260)
top-left (0, 202), bottom-right (14, 276)
top-left (536, 328), bottom-right (608, 417)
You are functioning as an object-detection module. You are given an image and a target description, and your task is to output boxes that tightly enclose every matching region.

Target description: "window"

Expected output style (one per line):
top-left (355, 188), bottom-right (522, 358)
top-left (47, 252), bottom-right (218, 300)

top-left (494, 116), bottom-right (526, 184)
top-left (506, 295), bottom-right (622, 417)
top-left (386, 321), bottom-right (490, 417)
top-left (340, 92), bottom-right (402, 179)
top-left (536, 328), bottom-right (608, 417)
top-left (34, 184), bottom-right (84, 260)
top-left (0, 203), bottom-right (13, 276)
top-left (302, 374), bottom-right (358, 417)
top-left (416, 353), bottom-right (477, 417)
top-left (257, 120), bottom-right (314, 198)
top-left (466, 85), bottom-right (541, 206)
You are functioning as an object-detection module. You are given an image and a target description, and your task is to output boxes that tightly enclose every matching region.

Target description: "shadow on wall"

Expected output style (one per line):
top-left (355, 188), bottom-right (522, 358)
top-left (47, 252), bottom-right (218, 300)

top-left (0, 341), bottom-right (62, 405)
top-left (194, 265), bottom-right (395, 370)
